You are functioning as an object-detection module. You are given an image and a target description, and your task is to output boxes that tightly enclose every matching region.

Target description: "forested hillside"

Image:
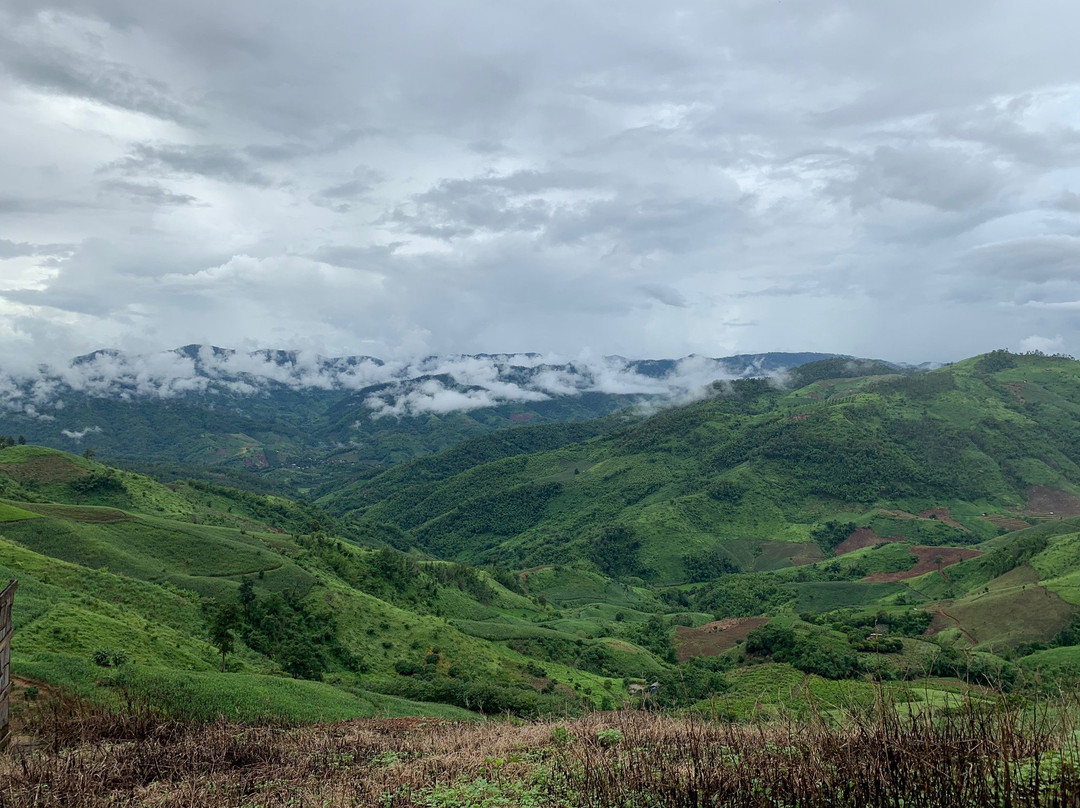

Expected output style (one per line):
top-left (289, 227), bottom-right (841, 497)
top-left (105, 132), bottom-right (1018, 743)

top-left (0, 349), bottom-right (841, 491)
top-left (4, 351), bottom-right (1080, 727)
top-left (326, 352), bottom-right (1080, 582)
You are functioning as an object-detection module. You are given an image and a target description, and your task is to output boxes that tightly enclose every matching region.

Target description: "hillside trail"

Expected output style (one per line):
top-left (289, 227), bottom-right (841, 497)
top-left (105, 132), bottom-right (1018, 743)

top-left (936, 609), bottom-right (977, 646)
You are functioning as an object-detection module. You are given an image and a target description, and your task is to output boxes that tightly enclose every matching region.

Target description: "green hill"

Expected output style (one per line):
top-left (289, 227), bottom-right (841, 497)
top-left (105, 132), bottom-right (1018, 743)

top-left (0, 447), bottom-right (678, 721)
top-left (6, 351), bottom-right (1080, 724)
top-left (322, 352), bottom-right (1080, 583)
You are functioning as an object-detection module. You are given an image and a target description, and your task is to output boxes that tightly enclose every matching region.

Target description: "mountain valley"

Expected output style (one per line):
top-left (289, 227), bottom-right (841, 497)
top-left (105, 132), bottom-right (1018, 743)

top-left (0, 349), bottom-right (1078, 729)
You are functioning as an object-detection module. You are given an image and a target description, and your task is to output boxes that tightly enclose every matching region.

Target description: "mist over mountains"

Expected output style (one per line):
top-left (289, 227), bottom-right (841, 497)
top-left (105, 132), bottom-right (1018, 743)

top-left (0, 346), bottom-right (865, 479)
top-left (0, 345), bottom-right (841, 421)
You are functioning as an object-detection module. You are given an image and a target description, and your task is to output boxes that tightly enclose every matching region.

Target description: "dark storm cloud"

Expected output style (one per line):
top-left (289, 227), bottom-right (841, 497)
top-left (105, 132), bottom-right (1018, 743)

top-left (3, 0), bottom-right (1080, 366)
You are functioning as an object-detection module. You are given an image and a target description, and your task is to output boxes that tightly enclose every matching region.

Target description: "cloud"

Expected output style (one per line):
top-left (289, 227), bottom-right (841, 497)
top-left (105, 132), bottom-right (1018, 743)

top-left (0, 24), bottom-right (191, 123)
top-left (108, 144), bottom-right (274, 187)
top-left (60, 425), bottom-right (102, 441)
top-left (845, 144), bottom-right (1005, 212)
top-left (98, 180), bottom-right (201, 206)
top-left (1019, 334), bottom-right (1067, 354)
top-left (0, 240), bottom-right (74, 259)
top-left (638, 284), bottom-right (687, 307)
top-left (2, 1), bottom-right (1080, 366)
top-left (311, 166), bottom-right (384, 212)
top-left (0, 240), bottom-right (42, 259)
top-left (0, 345), bottom-right (807, 418)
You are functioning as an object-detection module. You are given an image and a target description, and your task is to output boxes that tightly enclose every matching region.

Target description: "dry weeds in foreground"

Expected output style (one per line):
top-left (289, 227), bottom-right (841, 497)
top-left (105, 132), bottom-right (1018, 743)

top-left (2, 695), bottom-right (1080, 807)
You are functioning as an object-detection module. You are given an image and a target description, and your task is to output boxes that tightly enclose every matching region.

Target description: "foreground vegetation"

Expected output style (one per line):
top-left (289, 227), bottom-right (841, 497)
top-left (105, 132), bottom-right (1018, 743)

top-left (4, 689), bottom-right (1080, 807)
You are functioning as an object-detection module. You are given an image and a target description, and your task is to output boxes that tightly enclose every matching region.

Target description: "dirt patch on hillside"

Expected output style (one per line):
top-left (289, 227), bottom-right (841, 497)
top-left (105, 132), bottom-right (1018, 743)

top-left (1025, 486), bottom-right (1080, 517)
top-left (1004, 382), bottom-right (1026, 405)
top-left (862, 546), bottom-right (982, 583)
top-left (916, 508), bottom-right (968, 531)
top-left (0, 455), bottom-right (87, 484)
top-left (925, 608), bottom-right (979, 647)
top-left (674, 617), bottom-right (770, 662)
top-left (878, 508), bottom-right (968, 532)
top-left (17, 503), bottom-right (132, 522)
top-left (878, 509), bottom-right (920, 520)
top-left (833, 528), bottom-right (905, 557)
top-left (983, 514), bottom-right (1031, 532)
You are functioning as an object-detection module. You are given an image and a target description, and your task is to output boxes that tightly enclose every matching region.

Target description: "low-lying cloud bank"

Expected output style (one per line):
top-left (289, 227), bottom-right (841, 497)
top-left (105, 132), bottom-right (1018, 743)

top-left (0, 345), bottom-right (837, 419)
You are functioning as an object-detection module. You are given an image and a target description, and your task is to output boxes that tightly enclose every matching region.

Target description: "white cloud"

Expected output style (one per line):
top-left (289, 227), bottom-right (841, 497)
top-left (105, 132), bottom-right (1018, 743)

top-left (0, 346), bottom-right (795, 417)
top-left (1019, 334), bottom-right (1067, 354)
top-left (60, 425), bottom-right (102, 441)
top-left (1, 2), bottom-right (1080, 365)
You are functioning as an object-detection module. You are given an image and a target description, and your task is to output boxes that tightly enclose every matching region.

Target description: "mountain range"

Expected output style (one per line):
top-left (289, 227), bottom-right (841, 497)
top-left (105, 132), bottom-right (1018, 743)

top-left (3, 349), bottom-right (1080, 725)
top-left (0, 347), bottom-right (847, 487)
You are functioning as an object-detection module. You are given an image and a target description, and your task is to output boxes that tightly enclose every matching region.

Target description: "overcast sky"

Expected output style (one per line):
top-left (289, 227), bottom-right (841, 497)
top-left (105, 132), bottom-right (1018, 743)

top-left (2, 0), bottom-right (1079, 370)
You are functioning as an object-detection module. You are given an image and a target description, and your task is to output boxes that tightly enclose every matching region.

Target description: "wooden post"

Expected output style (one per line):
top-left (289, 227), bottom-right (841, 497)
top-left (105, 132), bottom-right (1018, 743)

top-left (0, 580), bottom-right (17, 749)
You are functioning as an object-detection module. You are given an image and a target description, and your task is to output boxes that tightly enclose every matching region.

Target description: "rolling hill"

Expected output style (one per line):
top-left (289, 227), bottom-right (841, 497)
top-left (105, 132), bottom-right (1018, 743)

top-left (0, 347), bottom-right (845, 491)
top-left (323, 352), bottom-right (1080, 583)
top-left (4, 350), bottom-right (1080, 726)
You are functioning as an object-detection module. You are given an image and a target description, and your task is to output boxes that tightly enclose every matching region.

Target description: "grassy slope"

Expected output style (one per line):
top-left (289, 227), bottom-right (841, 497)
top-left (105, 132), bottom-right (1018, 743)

top-left (0, 446), bottom-right (675, 721)
top-left (6, 352), bottom-right (1080, 722)
top-left (322, 353), bottom-right (1080, 583)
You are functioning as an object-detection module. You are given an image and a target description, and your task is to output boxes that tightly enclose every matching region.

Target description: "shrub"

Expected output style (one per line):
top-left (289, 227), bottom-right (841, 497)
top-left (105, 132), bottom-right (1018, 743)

top-left (596, 728), bottom-right (623, 747)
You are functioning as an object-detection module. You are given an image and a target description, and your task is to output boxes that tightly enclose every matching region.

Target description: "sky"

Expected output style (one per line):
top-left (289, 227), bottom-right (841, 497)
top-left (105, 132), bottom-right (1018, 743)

top-left (2, 0), bottom-right (1080, 371)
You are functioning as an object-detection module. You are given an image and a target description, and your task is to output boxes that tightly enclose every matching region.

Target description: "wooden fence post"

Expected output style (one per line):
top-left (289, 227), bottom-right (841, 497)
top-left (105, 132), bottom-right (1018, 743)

top-left (0, 580), bottom-right (17, 749)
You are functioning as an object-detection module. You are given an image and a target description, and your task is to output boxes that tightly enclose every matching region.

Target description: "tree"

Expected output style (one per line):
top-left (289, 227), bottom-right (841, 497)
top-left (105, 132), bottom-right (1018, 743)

top-left (238, 576), bottom-right (257, 621)
top-left (208, 602), bottom-right (239, 672)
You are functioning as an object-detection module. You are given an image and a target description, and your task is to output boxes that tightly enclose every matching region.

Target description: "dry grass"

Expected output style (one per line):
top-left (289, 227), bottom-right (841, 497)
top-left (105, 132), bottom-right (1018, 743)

top-left (3, 692), bottom-right (1080, 806)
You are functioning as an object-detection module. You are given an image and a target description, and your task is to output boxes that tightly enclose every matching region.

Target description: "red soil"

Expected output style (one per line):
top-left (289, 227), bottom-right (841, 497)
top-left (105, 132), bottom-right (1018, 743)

top-left (673, 617), bottom-right (770, 663)
top-left (925, 609), bottom-right (978, 646)
top-left (983, 514), bottom-right (1030, 532)
top-left (833, 528), bottom-right (905, 557)
top-left (862, 546), bottom-right (982, 583)
top-left (1025, 486), bottom-right (1080, 517)
top-left (916, 508), bottom-right (968, 531)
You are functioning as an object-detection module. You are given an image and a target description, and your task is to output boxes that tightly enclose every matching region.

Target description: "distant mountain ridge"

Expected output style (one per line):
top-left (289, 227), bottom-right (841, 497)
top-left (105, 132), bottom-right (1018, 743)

top-left (0, 347), bottom-right (870, 483)
top-left (48, 346), bottom-right (846, 400)
top-left (322, 351), bottom-right (1080, 585)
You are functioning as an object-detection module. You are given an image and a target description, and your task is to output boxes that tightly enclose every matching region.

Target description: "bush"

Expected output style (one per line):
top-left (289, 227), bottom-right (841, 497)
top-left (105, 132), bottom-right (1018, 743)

top-left (92, 648), bottom-right (129, 668)
top-left (596, 728), bottom-right (623, 747)
top-left (394, 660), bottom-right (423, 677)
